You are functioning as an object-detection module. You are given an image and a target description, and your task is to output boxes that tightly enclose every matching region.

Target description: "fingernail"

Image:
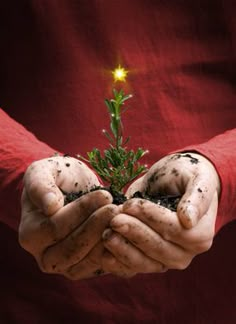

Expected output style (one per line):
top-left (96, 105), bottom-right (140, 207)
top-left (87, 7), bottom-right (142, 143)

top-left (43, 192), bottom-right (57, 214)
top-left (102, 228), bottom-right (114, 241)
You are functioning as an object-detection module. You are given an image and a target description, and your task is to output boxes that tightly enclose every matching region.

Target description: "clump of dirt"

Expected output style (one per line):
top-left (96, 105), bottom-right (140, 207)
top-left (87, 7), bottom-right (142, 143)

top-left (131, 191), bottom-right (181, 211)
top-left (62, 186), bottom-right (180, 211)
top-left (62, 186), bottom-right (127, 206)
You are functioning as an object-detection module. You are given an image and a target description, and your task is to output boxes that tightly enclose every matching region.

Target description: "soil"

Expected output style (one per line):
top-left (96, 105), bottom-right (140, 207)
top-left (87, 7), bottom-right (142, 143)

top-left (63, 186), bottom-right (181, 212)
top-left (63, 186), bottom-right (127, 205)
top-left (62, 153), bottom-right (200, 212)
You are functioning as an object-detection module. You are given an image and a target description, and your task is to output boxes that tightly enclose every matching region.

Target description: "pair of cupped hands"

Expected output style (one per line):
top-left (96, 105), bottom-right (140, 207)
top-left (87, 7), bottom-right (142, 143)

top-left (19, 152), bottom-right (220, 280)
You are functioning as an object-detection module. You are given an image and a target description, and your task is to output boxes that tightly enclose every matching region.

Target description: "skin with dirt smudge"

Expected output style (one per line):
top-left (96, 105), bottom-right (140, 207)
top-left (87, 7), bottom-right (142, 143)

top-left (101, 152), bottom-right (221, 278)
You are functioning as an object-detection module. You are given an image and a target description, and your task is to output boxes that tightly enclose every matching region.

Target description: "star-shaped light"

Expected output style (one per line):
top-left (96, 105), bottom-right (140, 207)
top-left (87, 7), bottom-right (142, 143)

top-left (112, 65), bottom-right (129, 82)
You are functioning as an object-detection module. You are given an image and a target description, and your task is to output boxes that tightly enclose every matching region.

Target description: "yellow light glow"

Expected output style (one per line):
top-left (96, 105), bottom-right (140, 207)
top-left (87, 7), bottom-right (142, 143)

top-left (112, 65), bottom-right (128, 82)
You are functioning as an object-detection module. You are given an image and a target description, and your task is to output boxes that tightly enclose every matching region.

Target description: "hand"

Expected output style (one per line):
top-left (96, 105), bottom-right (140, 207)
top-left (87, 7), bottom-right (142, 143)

top-left (19, 155), bottom-right (119, 279)
top-left (101, 152), bottom-right (220, 277)
top-left (21, 155), bottom-right (101, 216)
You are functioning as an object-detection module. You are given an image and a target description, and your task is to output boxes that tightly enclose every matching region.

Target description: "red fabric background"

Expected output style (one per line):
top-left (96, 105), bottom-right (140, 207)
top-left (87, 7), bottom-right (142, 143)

top-left (0, 1), bottom-right (236, 323)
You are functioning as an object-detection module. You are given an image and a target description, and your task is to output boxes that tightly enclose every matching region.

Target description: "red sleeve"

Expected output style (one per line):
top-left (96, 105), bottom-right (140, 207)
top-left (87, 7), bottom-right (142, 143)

top-left (181, 128), bottom-right (236, 233)
top-left (0, 109), bottom-right (57, 231)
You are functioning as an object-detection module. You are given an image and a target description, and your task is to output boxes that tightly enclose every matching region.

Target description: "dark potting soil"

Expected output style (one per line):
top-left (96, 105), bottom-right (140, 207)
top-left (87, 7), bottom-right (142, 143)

top-left (61, 153), bottom-right (201, 212)
top-left (63, 186), bottom-right (181, 212)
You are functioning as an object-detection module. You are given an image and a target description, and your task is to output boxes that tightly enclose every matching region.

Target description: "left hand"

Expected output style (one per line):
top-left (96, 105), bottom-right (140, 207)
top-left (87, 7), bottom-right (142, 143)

top-left (101, 152), bottom-right (220, 277)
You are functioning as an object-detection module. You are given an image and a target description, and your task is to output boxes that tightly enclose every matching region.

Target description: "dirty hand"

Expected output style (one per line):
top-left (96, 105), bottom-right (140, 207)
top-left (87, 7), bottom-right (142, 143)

top-left (19, 155), bottom-right (119, 279)
top-left (101, 152), bottom-right (221, 277)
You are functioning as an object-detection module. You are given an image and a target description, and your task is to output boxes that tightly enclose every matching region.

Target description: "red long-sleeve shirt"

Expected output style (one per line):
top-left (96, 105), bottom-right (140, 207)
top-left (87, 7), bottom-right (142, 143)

top-left (0, 1), bottom-right (236, 323)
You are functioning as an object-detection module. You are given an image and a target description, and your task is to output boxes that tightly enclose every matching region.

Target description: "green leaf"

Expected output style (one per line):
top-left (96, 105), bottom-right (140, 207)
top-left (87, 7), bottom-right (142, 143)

top-left (79, 88), bottom-right (148, 192)
top-left (105, 99), bottom-right (115, 115)
top-left (103, 130), bottom-right (115, 145)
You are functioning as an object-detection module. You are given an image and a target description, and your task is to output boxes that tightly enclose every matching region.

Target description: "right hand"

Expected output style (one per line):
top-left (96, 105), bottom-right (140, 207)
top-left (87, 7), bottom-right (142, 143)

top-left (19, 155), bottom-right (119, 279)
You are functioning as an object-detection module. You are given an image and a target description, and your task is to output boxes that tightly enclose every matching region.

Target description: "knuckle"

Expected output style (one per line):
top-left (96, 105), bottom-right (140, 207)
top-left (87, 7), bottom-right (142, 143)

top-left (154, 240), bottom-right (166, 256)
top-left (146, 261), bottom-right (167, 274)
top-left (160, 265), bottom-right (169, 273)
top-left (162, 226), bottom-right (180, 241)
top-left (39, 217), bottom-right (57, 238)
top-left (37, 260), bottom-right (51, 274)
top-left (172, 258), bottom-right (192, 270)
top-left (19, 217), bottom-right (57, 253)
top-left (194, 239), bottom-right (213, 253)
top-left (41, 258), bottom-right (60, 274)
top-left (157, 262), bottom-right (168, 272)
top-left (27, 179), bottom-right (38, 193)
top-left (64, 271), bottom-right (78, 281)
top-left (18, 231), bottom-right (29, 250)
top-left (176, 262), bottom-right (190, 270)
top-left (165, 252), bottom-right (193, 270)
top-left (26, 161), bottom-right (38, 174)
top-left (25, 160), bottom-right (43, 177)
top-left (96, 204), bottom-right (120, 223)
top-left (86, 254), bottom-right (100, 267)
top-left (116, 271), bottom-right (136, 278)
top-left (18, 222), bottom-right (34, 252)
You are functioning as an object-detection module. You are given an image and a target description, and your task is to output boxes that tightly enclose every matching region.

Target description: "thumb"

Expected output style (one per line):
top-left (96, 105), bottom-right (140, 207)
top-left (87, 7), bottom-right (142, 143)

top-left (24, 164), bottom-right (64, 216)
top-left (40, 190), bottom-right (64, 216)
top-left (177, 175), bottom-right (217, 229)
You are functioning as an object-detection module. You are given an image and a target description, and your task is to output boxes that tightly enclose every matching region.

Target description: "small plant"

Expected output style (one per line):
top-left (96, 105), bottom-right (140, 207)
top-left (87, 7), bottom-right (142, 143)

top-left (79, 88), bottom-right (148, 193)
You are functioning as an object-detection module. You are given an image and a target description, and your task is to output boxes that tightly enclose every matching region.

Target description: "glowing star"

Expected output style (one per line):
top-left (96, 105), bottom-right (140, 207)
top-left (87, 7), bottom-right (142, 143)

top-left (112, 65), bottom-right (129, 82)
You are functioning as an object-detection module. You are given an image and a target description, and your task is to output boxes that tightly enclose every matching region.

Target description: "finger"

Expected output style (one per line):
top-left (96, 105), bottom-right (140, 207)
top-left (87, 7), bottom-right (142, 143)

top-left (102, 229), bottom-right (167, 274)
top-left (20, 190), bottom-right (113, 254)
top-left (65, 242), bottom-right (107, 280)
top-left (177, 173), bottom-right (217, 229)
top-left (102, 249), bottom-right (138, 278)
top-left (19, 189), bottom-right (50, 254)
top-left (177, 191), bottom-right (218, 253)
top-left (125, 175), bottom-right (146, 198)
top-left (108, 215), bottom-right (191, 270)
top-left (122, 198), bottom-right (183, 241)
top-left (121, 194), bottom-right (217, 255)
top-left (42, 204), bottom-right (119, 273)
top-left (24, 160), bottom-right (64, 215)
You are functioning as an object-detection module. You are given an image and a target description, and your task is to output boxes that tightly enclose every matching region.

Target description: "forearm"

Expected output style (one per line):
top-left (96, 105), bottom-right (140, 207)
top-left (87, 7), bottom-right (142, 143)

top-left (0, 109), bottom-right (56, 230)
